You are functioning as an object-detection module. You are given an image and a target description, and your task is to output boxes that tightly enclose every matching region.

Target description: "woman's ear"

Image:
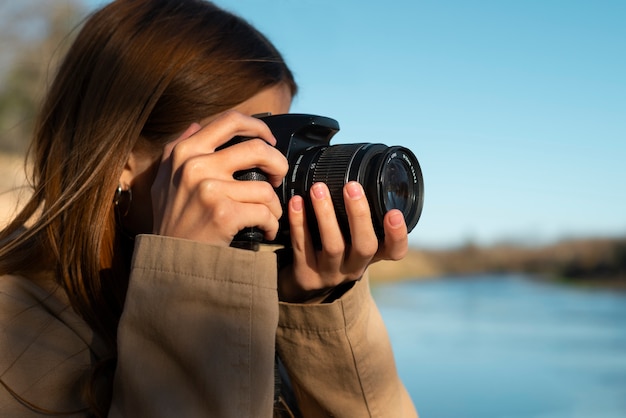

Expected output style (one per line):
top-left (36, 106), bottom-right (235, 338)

top-left (116, 148), bottom-right (162, 234)
top-left (118, 153), bottom-right (137, 189)
top-left (118, 149), bottom-right (158, 189)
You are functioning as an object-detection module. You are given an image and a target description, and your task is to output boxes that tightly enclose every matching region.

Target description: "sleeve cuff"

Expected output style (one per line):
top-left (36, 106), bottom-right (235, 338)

top-left (277, 275), bottom-right (370, 332)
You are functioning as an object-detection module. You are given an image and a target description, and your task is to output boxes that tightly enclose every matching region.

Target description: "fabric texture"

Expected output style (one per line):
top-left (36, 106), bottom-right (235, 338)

top-left (1, 234), bottom-right (417, 417)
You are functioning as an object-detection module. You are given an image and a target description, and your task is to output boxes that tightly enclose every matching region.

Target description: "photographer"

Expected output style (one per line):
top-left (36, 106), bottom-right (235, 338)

top-left (0, 0), bottom-right (417, 417)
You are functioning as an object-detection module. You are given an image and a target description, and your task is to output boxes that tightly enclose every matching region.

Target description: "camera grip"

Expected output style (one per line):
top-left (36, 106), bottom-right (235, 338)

top-left (230, 168), bottom-right (268, 251)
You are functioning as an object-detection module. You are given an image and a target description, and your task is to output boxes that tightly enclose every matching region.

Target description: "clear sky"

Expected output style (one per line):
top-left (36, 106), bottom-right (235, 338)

top-left (85, 0), bottom-right (626, 248)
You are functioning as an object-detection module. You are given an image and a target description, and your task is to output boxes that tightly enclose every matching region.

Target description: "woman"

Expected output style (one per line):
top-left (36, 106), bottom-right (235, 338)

top-left (0, 0), bottom-right (418, 416)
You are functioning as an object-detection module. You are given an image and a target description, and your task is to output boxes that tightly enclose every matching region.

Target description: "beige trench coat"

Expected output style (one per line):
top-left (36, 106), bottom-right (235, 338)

top-left (0, 235), bottom-right (417, 417)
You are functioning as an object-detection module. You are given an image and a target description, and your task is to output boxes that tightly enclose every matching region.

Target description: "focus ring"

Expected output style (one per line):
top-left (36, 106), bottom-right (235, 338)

top-left (312, 144), bottom-right (365, 239)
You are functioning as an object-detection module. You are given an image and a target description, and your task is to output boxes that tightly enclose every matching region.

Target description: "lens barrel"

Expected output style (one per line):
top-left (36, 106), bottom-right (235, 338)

top-left (286, 143), bottom-right (424, 244)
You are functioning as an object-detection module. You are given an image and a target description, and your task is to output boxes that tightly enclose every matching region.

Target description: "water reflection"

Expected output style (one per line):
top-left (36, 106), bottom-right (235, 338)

top-left (373, 274), bottom-right (626, 418)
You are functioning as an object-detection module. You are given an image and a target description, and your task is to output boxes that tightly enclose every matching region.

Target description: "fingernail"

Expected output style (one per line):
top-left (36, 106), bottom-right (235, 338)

top-left (346, 182), bottom-right (363, 199)
top-left (291, 196), bottom-right (303, 212)
top-left (312, 183), bottom-right (327, 199)
top-left (389, 211), bottom-right (404, 228)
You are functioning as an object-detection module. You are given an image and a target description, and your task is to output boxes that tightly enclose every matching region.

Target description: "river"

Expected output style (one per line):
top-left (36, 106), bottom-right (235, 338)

top-left (373, 274), bottom-right (626, 418)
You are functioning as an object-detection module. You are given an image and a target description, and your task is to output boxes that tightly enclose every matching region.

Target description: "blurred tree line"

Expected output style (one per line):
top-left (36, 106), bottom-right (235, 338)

top-left (0, 0), bottom-right (85, 154)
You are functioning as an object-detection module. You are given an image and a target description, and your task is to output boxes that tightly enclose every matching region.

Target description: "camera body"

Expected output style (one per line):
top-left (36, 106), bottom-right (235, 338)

top-left (229, 114), bottom-right (424, 248)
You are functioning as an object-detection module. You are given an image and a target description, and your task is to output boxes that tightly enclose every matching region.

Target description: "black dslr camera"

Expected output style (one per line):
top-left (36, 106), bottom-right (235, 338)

top-left (228, 114), bottom-right (424, 249)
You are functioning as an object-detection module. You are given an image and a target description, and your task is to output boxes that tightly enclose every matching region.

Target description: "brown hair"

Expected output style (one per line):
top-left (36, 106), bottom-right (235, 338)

top-left (0, 0), bottom-right (296, 414)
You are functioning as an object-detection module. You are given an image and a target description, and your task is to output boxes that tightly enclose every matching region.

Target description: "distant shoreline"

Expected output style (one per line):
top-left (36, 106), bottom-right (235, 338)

top-left (368, 238), bottom-right (626, 291)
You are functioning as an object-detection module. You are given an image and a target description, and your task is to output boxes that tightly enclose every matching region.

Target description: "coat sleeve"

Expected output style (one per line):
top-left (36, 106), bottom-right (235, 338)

top-left (109, 235), bottom-right (280, 417)
top-left (276, 276), bottom-right (418, 418)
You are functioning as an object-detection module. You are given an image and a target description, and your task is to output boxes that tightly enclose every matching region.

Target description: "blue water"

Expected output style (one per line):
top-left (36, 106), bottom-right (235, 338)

top-left (373, 274), bottom-right (626, 418)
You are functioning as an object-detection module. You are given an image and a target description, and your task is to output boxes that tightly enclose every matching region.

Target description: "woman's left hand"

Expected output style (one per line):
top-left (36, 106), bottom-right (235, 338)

top-left (278, 181), bottom-right (408, 303)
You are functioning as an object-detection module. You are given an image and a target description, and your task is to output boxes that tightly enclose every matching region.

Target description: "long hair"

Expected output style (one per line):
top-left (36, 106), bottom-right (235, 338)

top-left (0, 0), bottom-right (296, 414)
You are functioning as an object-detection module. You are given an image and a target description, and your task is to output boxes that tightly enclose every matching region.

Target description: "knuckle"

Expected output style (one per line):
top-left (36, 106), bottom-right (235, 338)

top-left (259, 183), bottom-right (278, 204)
top-left (264, 205), bottom-right (280, 225)
top-left (247, 138), bottom-right (271, 156)
top-left (178, 162), bottom-right (194, 183)
top-left (349, 200), bottom-right (371, 218)
top-left (381, 242), bottom-right (408, 262)
top-left (171, 139), bottom-right (192, 162)
top-left (323, 242), bottom-right (344, 258)
top-left (391, 246), bottom-right (408, 261)
top-left (211, 203), bottom-right (232, 225)
top-left (277, 155), bottom-right (289, 176)
top-left (197, 179), bottom-right (219, 201)
top-left (266, 215), bottom-right (280, 237)
top-left (353, 240), bottom-right (378, 259)
top-left (220, 109), bottom-right (244, 124)
top-left (178, 159), bottom-right (199, 183)
top-left (258, 204), bottom-right (271, 220)
top-left (346, 269), bottom-right (366, 282)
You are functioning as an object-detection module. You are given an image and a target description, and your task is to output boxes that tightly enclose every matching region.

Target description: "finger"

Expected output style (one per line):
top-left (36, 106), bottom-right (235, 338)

top-left (195, 179), bottom-right (283, 235)
top-left (228, 203), bottom-right (281, 241)
top-left (309, 182), bottom-right (345, 269)
top-left (171, 111), bottom-right (276, 165)
top-left (287, 195), bottom-right (321, 291)
top-left (151, 123), bottom-right (203, 226)
top-left (223, 180), bottom-right (283, 221)
top-left (374, 209), bottom-right (408, 262)
top-left (343, 182), bottom-right (378, 270)
top-left (288, 195), bottom-right (314, 256)
top-left (181, 198), bottom-right (281, 244)
top-left (207, 110), bottom-right (277, 147)
top-left (171, 139), bottom-right (288, 194)
top-left (213, 139), bottom-right (288, 187)
top-left (154, 122), bottom-right (203, 193)
top-left (161, 122), bottom-right (204, 164)
top-left (178, 181), bottom-right (282, 243)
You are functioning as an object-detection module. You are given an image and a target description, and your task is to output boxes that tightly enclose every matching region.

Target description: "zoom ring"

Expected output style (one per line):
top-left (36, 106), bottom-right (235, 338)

top-left (312, 144), bottom-right (364, 239)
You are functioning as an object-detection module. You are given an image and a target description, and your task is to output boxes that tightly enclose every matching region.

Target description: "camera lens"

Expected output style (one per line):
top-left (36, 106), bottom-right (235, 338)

top-left (284, 143), bottom-right (424, 244)
top-left (225, 114), bottom-right (425, 249)
top-left (383, 159), bottom-right (408, 210)
top-left (379, 147), bottom-right (424, 230)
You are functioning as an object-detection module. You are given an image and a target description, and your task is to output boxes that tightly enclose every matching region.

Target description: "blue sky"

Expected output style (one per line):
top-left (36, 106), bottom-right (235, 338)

top-left (85, 0), bottom-right (625, 248)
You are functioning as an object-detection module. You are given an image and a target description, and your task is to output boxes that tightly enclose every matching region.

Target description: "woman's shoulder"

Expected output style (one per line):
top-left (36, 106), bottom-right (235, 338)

top-left (1, 271), bottom-right (58, 306)
top-left (0, 273), bottom-right (95, 418)
top-left (0, 272), bottom-right (109, 361)
top-left (0, 271), bottom-right (71, 324)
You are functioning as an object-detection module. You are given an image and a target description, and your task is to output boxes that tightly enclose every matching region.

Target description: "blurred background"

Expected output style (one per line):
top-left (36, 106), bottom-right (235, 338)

top-left (1, 1), bottom-right (625, 417)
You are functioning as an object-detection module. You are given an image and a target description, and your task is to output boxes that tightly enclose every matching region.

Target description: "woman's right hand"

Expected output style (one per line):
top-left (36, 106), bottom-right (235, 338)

top-left (150, 111), bottom-right (289, 247)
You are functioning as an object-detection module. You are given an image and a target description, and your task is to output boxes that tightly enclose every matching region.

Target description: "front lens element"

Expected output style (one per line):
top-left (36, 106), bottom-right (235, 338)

top-left (382, 158), bottom-right (410, 212)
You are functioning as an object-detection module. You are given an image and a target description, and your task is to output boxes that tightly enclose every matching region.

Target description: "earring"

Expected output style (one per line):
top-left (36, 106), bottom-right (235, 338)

top-left (114, 183), bottom-right (132, 217)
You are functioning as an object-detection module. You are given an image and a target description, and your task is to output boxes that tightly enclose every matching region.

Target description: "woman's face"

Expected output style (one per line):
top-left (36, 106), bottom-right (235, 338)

top-left (122, 83), bottom-right (293, 236)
